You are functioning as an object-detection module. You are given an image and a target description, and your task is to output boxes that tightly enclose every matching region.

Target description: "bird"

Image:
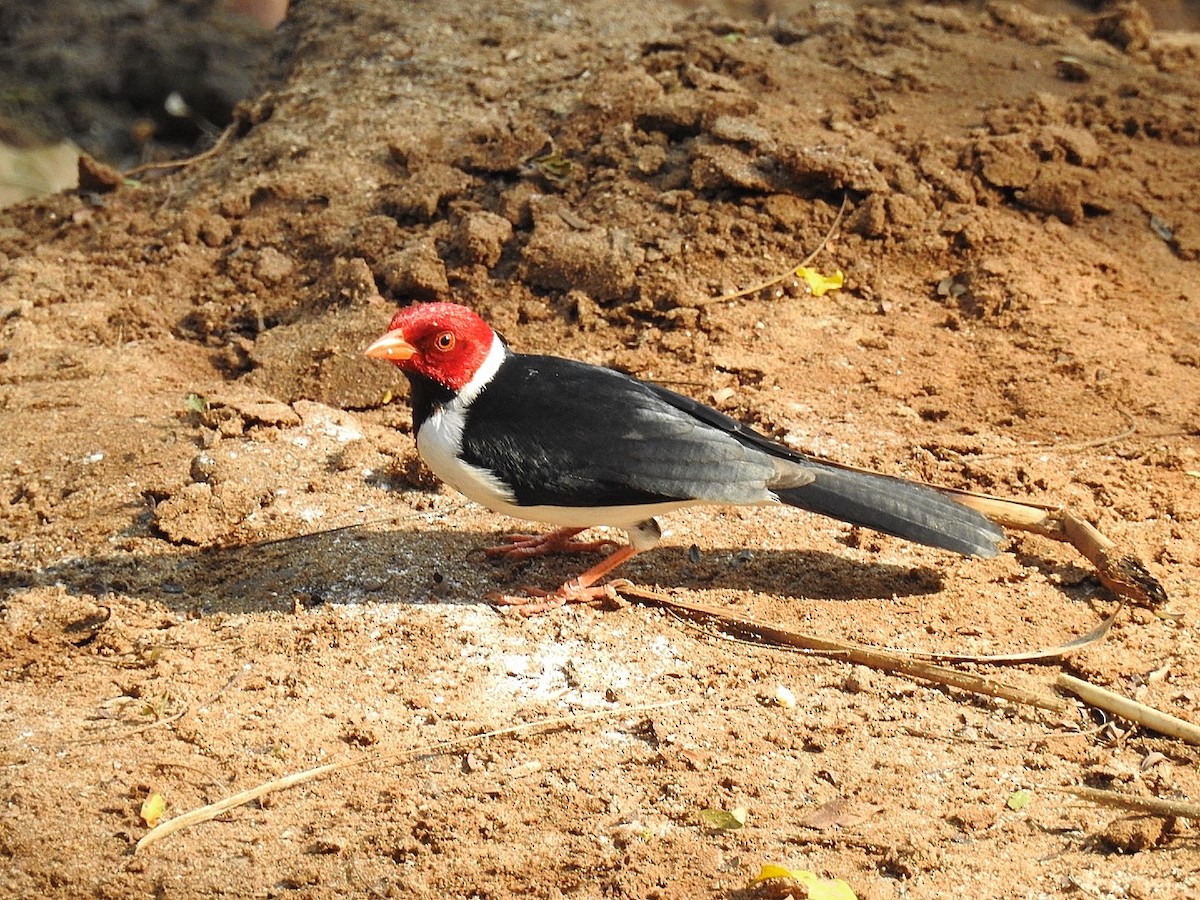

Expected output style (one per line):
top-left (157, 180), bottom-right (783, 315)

top-left (365, 302), bottom-right (1004, 613)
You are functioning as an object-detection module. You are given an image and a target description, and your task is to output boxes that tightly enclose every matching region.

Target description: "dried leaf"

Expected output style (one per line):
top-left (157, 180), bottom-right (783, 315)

top-left (1007, 789), bottom-right (1032, 811)
top-left (699, 806), bottom-right (747, 830)
top-left (799, 798), bottom-right (884, 830)
top-left (140, 791), bottom-right (166, 827)
top-left (751, 864), bottom-right (857, 899)
top-left (528, 145), bottom-right (573, 184)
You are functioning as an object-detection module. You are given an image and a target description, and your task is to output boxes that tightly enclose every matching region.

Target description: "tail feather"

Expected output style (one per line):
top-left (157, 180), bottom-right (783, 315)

top-left (775, 462), bottom-right (1004, 558)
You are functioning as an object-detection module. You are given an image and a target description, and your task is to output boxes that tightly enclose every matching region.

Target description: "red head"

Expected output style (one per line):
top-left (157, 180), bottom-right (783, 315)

top-left (364, 302), bottom-right (498, 392)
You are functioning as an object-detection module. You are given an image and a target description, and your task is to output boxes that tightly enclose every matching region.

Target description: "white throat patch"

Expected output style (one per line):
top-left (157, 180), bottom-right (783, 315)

top-left (457, 333), bottom-right (506, 405)
top-left (415, 334), bottom-right (517, 509)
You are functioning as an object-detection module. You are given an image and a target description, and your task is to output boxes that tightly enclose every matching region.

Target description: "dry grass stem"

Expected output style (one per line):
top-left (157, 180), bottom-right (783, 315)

top-left (1056, 674), bottom-right (1200, 746)
top-left (1052, 784), bottom-right (1200, 820)
top-left (134, 698), bottom-right (690, 852)
top-left (616, 585), bottom-right (1069, 713)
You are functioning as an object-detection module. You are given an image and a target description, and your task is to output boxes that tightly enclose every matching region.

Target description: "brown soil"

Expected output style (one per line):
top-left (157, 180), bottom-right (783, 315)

top-left (2, 1), bottom-right (1200, 897)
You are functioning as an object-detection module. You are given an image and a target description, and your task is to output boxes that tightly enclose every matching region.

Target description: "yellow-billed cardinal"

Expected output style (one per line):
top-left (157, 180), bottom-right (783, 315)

top-left (365, 302), bottom-right (1004, 612)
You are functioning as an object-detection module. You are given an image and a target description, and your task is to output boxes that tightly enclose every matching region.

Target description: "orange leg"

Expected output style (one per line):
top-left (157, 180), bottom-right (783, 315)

top-left (491, 544), bottom-right (642, 616)
top-left (484, 527), bottom-right (621, 560)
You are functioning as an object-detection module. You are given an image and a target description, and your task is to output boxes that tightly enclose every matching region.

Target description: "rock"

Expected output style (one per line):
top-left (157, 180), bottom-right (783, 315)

top-left (690, 143), bottom-right (777, 192)
top-left (1092, 2), bottom-right (1153, 52)
top-left (198, 214), bottom-right (233, 247)
top-left (326, 256), bottom-right (379, 307)
top-left (636, 94), bottom-right (707, 137)
top-left (205, 386), bottom-right (301, 428)
top-left (252, 246), bottom-right (295, 285)
top-left (1016, 168), bottom-right (1085, 224)
top-left (153, 481), bottom-right (262, 544)
top-left (1038, 125), bottom-right (1102, 167)
top-left (520, 224), bottom-right (638, 302)
top-left (1100, 815), bottom-right (1168, 853)
top-left (975, 136), bottom-right (1039, 189)
top-left (777, 141), bottom-right (890, 193)
top-left (379, 239), bottom-right (449, 299)
top-left (382, 164), bottom-right (473, 221)
top-left (76, 152), bottom-right (124, 193)
top-left (848, 194), bottom-right (888, 238)
top-left (453, 210), bottom-right (513, 267)
top-left (708, 115), bottom-right (776, 151)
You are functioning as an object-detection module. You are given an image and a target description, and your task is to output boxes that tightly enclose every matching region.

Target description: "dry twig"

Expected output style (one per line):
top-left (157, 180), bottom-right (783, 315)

top-left (941, 489), bottom-right (1167, 610)
top-left (1056, 674), bottom-right (1200, 746)
top-left (698, 199), bottom-right (847, 306)
top-left (970, 408), bottom-right (1138, 460)
top-left (135, 698), bottom-right (689, 852)
top-left (1049, 784), bottom-right (1200, 820)
top-left (614, 584), bottom-right (1069, 713)
top-left (123, 126), bottom-right (235, 178)
top-left (69, 668), bottom-right (243, 747)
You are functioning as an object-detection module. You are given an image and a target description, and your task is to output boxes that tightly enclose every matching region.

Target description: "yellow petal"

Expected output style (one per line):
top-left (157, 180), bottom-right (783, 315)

top-left (795, 266), bottom-right (844, 297)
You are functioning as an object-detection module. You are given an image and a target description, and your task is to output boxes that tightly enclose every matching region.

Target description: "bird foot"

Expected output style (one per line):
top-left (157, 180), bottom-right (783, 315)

top-left (489, 578), bottom-right (633, 617)
top-left (484, 528), bottom-right (620, 561)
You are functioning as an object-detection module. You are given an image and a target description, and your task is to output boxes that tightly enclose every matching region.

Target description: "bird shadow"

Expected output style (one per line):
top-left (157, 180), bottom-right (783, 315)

top-left (0, 523), bottom-right (949, 618)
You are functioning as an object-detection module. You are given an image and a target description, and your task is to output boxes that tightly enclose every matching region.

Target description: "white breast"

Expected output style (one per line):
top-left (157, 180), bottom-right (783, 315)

top-left (416, 401), bottom-right (518, 510)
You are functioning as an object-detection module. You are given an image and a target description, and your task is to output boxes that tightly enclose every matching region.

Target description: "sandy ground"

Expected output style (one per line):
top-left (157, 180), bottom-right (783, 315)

top-left (2, 1), bottom-right (1199, 897)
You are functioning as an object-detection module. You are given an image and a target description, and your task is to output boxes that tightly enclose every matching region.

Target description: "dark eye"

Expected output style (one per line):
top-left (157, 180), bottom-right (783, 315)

top-left (434, 331), bottom-right (455, 352)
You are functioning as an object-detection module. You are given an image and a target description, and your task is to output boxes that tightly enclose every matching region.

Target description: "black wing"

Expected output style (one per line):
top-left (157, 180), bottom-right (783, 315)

top-left (459, 353), bottom-right (1002, 557)
top-left (644, 379), bottom-right (1004, 557)
top-left (458, 354), bottom-right (781, 509)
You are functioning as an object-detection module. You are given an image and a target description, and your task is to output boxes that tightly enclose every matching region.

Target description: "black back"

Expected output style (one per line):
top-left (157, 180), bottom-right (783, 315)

top-left (447, 354), bottom-right (779, 509)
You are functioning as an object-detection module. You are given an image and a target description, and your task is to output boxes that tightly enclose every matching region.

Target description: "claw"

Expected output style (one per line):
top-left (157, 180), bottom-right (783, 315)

top-left (483, 527), bottom-right (620, 560)
top-left (485, 544), bottom-right (641, 616)
top-left (489, 579), bottom-right (630, 616)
